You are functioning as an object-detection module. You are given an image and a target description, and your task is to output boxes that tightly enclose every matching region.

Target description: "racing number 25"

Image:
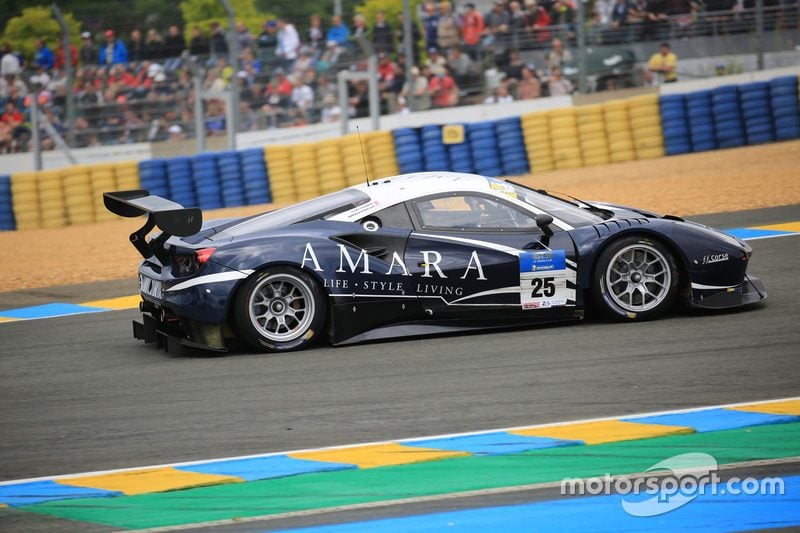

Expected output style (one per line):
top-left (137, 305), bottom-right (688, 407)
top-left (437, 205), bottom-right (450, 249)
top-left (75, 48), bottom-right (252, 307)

top-left (531, 276), bottom-right (556, 298)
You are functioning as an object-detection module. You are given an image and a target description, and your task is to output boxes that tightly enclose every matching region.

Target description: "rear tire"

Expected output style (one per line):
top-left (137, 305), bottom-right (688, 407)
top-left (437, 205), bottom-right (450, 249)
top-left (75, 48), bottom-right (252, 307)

top-left (234, 267), bottom-right (327, 352)
top-left (592, 236), bottom-right (680, 321)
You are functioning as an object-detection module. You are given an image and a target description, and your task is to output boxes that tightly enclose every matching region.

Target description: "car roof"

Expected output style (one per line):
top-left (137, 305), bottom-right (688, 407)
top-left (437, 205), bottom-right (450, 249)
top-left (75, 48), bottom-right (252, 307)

top-left (330, 171), bottom-right (574, 231)
top-left (350, 171), bottom-right (501, 205)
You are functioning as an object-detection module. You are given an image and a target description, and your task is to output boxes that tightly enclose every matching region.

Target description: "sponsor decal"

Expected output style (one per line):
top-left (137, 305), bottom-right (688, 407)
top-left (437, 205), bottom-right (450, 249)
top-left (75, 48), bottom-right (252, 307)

top-left (519, 250), bottom-right (568, 309)
top-left (487, 178), bottom-right (519, 199)
top-left (301, 243), bottom-right (487, 281)
top-left (702, 253), bottom-right (729, 265)
top-left (303, 242), bottom-right (570, 307)
top-left (139, 274), bottom-right (163, 299)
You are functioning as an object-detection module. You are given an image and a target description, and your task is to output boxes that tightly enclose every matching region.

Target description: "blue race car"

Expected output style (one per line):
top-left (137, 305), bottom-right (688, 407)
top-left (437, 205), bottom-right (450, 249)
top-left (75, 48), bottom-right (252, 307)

top-left (105, 172), bottom-right (766, 353)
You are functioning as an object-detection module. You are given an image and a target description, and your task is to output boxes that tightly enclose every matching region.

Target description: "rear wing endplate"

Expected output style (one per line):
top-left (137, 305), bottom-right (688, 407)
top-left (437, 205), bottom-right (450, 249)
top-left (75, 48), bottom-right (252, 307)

top-left (104, 190), bottom-right (202, 258)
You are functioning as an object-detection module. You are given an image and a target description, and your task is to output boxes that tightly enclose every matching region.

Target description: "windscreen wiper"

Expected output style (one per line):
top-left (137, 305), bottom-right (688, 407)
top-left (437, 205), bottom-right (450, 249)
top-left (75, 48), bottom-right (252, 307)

top-left (508, 180), bottom-right (614, 219)
top-left (538, 190), bottom-right (613, 218)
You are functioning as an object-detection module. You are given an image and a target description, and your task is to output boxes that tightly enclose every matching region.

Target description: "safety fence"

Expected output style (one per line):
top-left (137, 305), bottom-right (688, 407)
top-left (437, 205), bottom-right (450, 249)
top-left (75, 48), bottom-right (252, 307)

top-left (1, 74), bottom-right (797, 232)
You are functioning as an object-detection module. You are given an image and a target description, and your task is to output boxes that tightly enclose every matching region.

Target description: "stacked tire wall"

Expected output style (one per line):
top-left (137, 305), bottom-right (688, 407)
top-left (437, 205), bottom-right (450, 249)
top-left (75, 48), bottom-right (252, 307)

top-left (3, 75), bottom-right (798, 232)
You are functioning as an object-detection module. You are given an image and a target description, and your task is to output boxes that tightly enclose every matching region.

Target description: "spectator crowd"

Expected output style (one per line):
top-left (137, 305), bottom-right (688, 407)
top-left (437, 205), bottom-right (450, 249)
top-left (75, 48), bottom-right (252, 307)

top-left (0, 0), bottom-right (794, 153)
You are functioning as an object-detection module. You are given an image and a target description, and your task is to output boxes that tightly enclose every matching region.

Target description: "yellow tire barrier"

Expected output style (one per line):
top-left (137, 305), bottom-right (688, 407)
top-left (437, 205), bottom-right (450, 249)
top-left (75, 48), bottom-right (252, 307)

top-left (636, 146), bottom-right (665, 159)
top-left (604, 110), bottom-right (629, 123)
top-left (631, 125), bottom-right (663, 138)
top-left (552, 137), bottom-right (580, 150)
top-left (555, 157), bottom-right (583, 169)
top-left (580, 138), bottom-right (609, 151)
top-left (583, 155), bottom-right (611, 166)
top-left (524, 134), bottom-right (551, 147)
top-left (581, 147), bottom-right (611, 159)
top-left (609, 140), bottom-right (636, 152)
top-left (607, 129), bottom-right (634, 143)
top-left (550, 126), bottom-right (580, 141)
top-left (610, 149), bottom-right (637, 162)
top-left (630, 115), bottom-right (662, 129)
top-left (11, 172), bottom-right (41, 230)
top-left (634, 137), bottom-right (665, 150)
top-left (550, 116), bottom-right (578, 130)
top-left (577, 122), bottom-right (605, 136)
top-left (603, 99), bottom-right (628, 111)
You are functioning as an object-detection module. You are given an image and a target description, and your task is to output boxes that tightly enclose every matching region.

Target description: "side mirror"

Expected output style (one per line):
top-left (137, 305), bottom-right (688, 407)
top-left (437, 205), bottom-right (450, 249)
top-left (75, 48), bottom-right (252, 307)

top-left (535, 213), bottom-right (554, 235)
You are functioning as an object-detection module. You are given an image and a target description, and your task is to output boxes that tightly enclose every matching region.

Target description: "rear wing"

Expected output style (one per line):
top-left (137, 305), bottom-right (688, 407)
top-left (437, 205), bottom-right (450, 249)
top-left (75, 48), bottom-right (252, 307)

top-left (104, 190), bottom-right (202, 259)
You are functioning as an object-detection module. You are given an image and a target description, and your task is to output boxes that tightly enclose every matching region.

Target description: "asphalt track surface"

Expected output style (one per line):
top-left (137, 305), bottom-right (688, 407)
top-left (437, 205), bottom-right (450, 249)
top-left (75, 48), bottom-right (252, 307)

top-left (1, 205), bottom-right (799, 529)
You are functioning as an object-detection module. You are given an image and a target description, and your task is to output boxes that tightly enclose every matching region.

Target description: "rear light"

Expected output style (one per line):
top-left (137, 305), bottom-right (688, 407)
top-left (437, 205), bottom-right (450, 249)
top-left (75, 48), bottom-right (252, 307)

top-left (172, 247), bottom-right (216, 276)
top-left (196, 247), bottom-right (216, 264)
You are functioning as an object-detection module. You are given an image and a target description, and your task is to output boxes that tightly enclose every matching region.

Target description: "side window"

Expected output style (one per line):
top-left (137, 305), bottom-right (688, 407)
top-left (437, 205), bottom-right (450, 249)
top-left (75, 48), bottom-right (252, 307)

top-left (413, 194), bottom-right (538, 231)
top-left (369, 202), bottom-right (415, 230)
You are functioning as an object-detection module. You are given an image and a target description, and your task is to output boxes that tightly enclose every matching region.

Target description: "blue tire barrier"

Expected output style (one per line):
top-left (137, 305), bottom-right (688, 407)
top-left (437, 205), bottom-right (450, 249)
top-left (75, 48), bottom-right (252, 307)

top-left (422, 131), bottom-right (444, 142)
top-left (662, 119), bottom-right (690, 133)
top-left (769, 75), bottom-right (798, 88)
top-left (686, 90), bottom-right (712, 102)
top-left (472, 148), bottom-right (501, 160)
top-left (468, 121), bottom-right (495, 131)
top-left (395, 144), bottom-right (423, 159)
top-left (215, 150), bottom-right (246, 208)
top-left (139, 159), bottom-right (170, 198)
top-left (191, 154), bottom-right (221, 204)
top-left (659, 94), bottom-right (690, 156)
top-left (448, 144), bottom-right (474, 160)
top-left (687, 106), bottom-right (713, 119)
top-left (718, 137), bottom-right (745, 149)
top-left (665, 143), bottom-right (692, 155)
top-left (165, 157), bottom-right (197, 206)
top-left (774, 115), bottom-right (800, 129)
top-left (745, 116), bottom-right (772, 131)
top-left (743, 105), bottom-right (771, 120)
top-left (770, 95), bottom-right (799, 110)
top-left (393, 127), bottom-right (417, 137)
top-left (709, 86), bottom-right (745, 148)
top-left (468, 132), bottom-right (497, 145)
top-left (663, 126), bottom-right (691, 139)
top-left (775, 126), bottom-right (800, 140)
top-left (691, 140), bottom-right (717, 152)
top-left (0, 175), bottom-right (14, 230)
top-left (475, 162), bottom-right (502, 177)
top-left (769, 85), bottom-right (798, 98)
top-left (712, 102), bottom-right (740, 115)
top-left (498, 130), bottom-right (524, 141)
top-left (715, 119), bottom-right (744, 132)
top-left (395, 129), bottom-right (425, 174)
top-left (424, 158), bottom-right (450, 171)
top-left (747, 132), bottom-right (775, 144)
top-left (394, 136), bottom-right (421, 149)
top-left (659, 109), bottom-right (687, 122)
top-left (711, 85), bottom-right (738, 96)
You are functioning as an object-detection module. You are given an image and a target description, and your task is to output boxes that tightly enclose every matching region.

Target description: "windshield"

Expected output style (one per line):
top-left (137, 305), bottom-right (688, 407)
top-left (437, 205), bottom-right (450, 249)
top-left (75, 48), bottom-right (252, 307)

top-left (505, 181), bottom-right (608, 226)
top-left (210, 188), bottom-right (370, 240)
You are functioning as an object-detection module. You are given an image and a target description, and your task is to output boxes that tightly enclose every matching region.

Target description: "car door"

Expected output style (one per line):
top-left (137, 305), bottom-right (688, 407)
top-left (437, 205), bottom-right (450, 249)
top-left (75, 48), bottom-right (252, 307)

top-left (401, 191), bottom-right (579, 319)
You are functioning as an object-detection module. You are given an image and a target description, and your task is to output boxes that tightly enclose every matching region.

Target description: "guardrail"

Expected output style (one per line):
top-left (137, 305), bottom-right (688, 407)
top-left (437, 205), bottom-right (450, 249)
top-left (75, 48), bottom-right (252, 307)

top-left (0, 74), bottom-right (797, 232)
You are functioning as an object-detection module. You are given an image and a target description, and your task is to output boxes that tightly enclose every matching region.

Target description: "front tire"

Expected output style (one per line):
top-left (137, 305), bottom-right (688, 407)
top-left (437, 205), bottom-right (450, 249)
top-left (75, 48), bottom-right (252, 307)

top-left (234, 267), bottom-right (327, 352)
top-left (592, 236), bottom-right (680, 321)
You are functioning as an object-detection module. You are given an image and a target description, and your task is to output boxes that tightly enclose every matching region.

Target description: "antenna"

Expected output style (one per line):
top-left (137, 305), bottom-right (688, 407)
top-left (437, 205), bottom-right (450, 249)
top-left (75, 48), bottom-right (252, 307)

top-left (356, 126), bottom-right (370, 187)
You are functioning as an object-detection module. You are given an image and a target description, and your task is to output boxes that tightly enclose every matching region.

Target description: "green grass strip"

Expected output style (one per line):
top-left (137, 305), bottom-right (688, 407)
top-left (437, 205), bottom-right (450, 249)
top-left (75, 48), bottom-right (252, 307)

top-left (21, 421), bottom-right (800, 530)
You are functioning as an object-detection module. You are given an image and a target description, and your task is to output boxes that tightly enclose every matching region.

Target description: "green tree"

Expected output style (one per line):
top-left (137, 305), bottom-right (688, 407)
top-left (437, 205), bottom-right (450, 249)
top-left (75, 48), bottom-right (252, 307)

top-left (355, 0), bottom-right (423, 26)
top-left (253, 0), bottom-right (359, 30)
top-left (2, 5), bottom-right (81, 61)
top-left (179, 0), bottom-right (270, 39)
